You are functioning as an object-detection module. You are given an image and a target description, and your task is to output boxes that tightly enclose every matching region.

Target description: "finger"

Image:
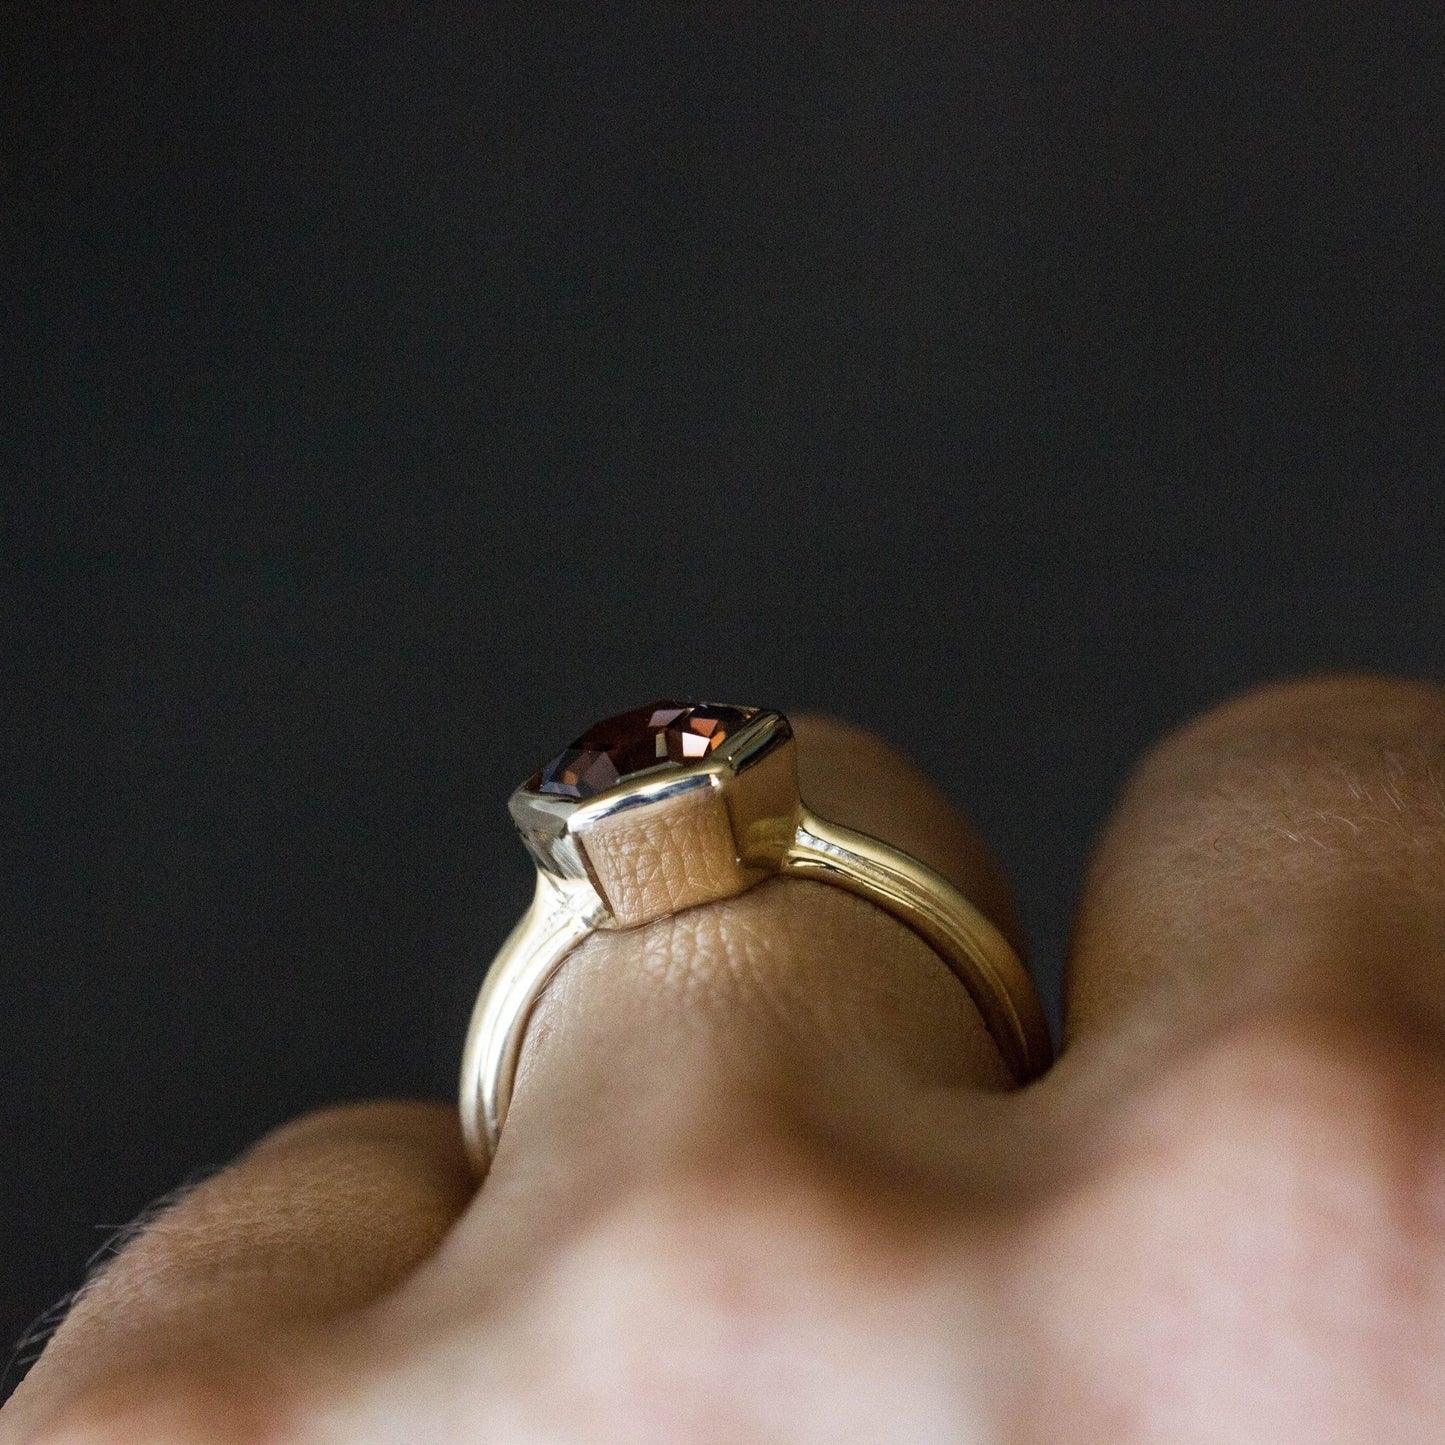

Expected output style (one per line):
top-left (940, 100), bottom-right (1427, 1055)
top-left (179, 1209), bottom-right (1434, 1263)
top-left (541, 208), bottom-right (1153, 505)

top-left (8, 717), bottom-right (1031, 1440)
top-left (6, 717), bottom-right (1029, 1441)
top-left (2, 1102), bottom-right (472, 1443)
top-left (462, 713), bottom-right (1029, 1248)
top-left (1007, 678), bottom-right (1445, 1439)
top-left (1063, 674), bottom-right (1445, 1067)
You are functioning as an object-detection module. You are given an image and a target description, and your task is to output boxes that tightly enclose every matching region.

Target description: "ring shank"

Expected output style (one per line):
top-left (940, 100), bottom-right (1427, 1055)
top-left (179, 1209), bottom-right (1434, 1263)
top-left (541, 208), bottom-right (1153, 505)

top-left (460, 810), bottom-right (1053, 1173)
top-left (785, 809), bottom-right (1051, 1085)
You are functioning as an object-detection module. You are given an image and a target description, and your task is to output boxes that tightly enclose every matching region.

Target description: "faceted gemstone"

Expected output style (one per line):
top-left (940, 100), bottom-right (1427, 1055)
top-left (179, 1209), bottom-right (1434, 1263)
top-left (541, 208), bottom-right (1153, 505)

top-left (532, 701), bottom-right (758, 800)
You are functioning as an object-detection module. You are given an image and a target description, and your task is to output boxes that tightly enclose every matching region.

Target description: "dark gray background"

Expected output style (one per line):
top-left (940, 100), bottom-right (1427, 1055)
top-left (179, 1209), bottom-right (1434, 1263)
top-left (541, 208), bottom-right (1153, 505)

top-left (5, 4), bottom-right (1444, 1395)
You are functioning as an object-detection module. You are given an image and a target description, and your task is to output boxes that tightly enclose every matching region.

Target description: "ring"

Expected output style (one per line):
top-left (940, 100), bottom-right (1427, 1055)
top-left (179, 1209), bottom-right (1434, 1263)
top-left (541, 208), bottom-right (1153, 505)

top-left (459, 702), bottom-right (1053, 1172)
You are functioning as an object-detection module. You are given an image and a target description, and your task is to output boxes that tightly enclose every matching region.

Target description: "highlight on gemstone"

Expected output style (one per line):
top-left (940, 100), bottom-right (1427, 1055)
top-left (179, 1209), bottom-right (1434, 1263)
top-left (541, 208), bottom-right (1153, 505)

top-left (532, 701), bottom-right (758, 799)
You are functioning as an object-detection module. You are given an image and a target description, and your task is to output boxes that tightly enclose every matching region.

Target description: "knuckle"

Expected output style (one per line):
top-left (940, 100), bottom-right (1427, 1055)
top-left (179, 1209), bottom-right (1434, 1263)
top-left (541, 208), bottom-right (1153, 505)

top-left (1019, 1008), bottom-right (1445, 1431)
top-left (1145, 1008), bottom-right (1445, 1260)
top-left (570, 1142), bottom-right (924, 1317)
top-left (510, 1137), bottom-right (978, 1434)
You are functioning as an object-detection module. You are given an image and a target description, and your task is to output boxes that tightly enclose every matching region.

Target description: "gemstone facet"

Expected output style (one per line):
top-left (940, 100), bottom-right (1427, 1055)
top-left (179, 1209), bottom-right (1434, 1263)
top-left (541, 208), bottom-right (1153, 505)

top-left (532, 701), bottom-right (758, 800)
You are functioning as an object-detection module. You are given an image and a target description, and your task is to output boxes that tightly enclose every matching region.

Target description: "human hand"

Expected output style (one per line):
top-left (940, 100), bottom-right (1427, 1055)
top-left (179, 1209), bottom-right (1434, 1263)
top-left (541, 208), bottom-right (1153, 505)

top-left (8, 676), bottom-right (1445, 1443)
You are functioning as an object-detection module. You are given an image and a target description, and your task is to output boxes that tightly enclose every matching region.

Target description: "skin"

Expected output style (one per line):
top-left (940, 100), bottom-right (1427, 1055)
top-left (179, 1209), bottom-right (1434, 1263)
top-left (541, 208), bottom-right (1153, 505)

top-left (6, 674), bottom-right (1445, 1443)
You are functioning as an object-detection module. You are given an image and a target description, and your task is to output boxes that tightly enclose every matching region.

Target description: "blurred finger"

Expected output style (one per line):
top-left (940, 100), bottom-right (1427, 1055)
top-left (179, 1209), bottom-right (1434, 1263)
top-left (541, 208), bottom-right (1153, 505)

top-left (1064, 674), bottom-right (1445, 1067)
top-left (1001, 676), bottom-right (1445, 1438)
top-left (2, 1102), bottom-right (471, 1443)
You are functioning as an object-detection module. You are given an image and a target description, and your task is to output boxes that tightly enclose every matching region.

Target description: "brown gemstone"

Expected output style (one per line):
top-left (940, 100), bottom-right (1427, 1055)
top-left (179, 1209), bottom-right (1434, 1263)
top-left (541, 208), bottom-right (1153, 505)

top-left (532, 701), bottom-right (758, 800)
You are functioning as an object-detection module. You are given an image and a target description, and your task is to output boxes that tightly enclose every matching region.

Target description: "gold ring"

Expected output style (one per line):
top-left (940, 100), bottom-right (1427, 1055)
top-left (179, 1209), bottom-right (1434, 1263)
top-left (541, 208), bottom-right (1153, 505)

top-left (459, 702), bottom-right (1053, 1172)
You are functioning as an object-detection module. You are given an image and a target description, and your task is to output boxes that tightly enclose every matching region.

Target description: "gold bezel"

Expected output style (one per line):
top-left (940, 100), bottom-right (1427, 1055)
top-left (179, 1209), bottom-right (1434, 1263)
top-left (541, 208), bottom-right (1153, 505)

top-left (506, 707), bottom-right (798, 897)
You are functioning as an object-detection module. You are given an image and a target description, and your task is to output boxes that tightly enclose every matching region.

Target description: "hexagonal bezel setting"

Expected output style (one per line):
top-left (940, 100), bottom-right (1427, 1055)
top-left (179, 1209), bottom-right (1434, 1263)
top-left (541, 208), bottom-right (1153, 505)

top-left (507, 704), bottom-right (795, 889)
